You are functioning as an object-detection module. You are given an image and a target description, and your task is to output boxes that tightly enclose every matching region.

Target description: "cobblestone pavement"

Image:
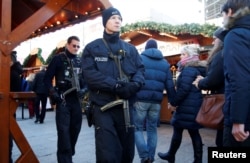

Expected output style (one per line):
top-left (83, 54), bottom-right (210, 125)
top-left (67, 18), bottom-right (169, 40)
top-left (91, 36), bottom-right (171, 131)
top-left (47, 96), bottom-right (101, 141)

top-left (12, 107), bottom-right (216, 163)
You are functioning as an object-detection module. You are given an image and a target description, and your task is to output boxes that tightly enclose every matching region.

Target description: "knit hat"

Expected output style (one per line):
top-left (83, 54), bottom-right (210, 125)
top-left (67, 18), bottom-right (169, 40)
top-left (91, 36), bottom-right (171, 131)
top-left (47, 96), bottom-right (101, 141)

top-left (145, 39), bottom-right (158, 49)
top-left (102, 7), bottom-right (122, 27)
top-left (213, 27), bottom-right (228, 42)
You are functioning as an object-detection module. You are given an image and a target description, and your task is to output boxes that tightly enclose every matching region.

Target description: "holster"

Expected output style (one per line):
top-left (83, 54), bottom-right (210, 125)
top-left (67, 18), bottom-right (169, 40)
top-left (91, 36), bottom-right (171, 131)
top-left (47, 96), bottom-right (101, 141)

top-left (50, 96), bottom-right (57, 105)
top-left (49, 87), bottom-right (62, 105)
top-left (84, 101), bottom-right (93, 127)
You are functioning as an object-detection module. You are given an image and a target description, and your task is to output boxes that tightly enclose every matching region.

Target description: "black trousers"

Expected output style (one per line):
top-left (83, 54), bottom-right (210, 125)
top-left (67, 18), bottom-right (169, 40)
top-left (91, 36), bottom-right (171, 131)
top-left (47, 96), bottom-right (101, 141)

top-left (34, 93), bottom-right (48, 122)
top-left (170, 126), bottom-right (203, 155)
top-left (93, 104), bottom-right (135, 163)
top-left (56, 95), bottom-right (82, 163)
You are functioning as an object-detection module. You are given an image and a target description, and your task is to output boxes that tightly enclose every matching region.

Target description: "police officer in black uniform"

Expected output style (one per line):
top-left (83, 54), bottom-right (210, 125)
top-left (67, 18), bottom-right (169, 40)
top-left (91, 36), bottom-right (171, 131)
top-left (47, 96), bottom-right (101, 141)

top-left (81, 7), bottom-right (145, 163)
top-left (44, 36), bottom-right (86, 163)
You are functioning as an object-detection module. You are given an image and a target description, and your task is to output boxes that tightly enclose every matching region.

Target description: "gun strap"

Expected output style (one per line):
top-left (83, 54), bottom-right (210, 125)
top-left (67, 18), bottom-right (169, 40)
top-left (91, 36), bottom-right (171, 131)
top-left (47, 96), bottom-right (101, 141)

top-left (102, 39), bottom-right (132, 131)
top-left (102, 39), bottom-right (127, 80)
top-left (60, 52), bottom-right (73, 73)
top-left (61, 53), bottom-right (80, 92)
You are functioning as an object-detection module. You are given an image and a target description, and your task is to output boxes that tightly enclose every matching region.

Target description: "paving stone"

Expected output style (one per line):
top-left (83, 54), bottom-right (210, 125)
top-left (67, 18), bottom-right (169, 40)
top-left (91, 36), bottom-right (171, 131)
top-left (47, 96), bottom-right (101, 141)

top-left (12, 107), bottom-right (216, 163)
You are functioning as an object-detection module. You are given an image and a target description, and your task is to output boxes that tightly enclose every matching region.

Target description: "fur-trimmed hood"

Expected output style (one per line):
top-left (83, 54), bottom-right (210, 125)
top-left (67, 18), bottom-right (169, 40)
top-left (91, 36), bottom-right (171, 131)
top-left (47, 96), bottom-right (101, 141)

top-left (185, 60), bottom-right (207, 68)
top-left (181, 60), bottom-right (207, 77)
top-left (224, 7), bottom-right (250, 29)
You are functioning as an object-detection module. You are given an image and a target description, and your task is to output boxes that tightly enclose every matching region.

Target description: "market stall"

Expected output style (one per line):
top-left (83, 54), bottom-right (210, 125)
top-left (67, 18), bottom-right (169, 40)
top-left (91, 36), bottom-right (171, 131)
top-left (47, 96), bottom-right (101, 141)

top-left (120, 21), bottom-right (218, 123)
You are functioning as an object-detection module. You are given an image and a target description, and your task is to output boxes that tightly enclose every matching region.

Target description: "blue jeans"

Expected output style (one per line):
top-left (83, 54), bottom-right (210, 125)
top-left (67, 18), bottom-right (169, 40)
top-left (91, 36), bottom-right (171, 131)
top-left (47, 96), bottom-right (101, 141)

top-left (134, 101), bottom-right (161, 161)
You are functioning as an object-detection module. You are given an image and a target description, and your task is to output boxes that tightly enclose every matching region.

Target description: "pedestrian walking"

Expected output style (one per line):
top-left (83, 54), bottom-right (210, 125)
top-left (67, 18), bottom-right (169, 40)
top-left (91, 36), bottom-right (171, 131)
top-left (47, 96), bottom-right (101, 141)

top-left (221, 0), bottom-right (250, 147)
top-left (44, 36), bottom-right (86, 163)
top-left (134, 39), bottom-right (176, 163)
top-left (32, 66), bottom-right (49, 124)
top-left (158, 44), bottom-right (206, 163)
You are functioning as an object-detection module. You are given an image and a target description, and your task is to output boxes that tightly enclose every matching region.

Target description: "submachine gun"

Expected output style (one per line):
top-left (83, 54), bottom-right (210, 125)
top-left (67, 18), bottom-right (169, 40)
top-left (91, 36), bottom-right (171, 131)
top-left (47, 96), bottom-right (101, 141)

top-left (100, 43), bottom-right (133, 132)
top-left (62, 56), bottom-right (92, 126)
top-left (62, 55), bottom-right (86, 108)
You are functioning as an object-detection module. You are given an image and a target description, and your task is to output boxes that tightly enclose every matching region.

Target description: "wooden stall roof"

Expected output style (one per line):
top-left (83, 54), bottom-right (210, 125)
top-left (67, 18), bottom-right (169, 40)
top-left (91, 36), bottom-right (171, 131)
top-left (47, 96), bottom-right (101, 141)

top-left (120, 21), bottom-right (218, 46)
top-left (12, 0), bottom-right (106, 39)
top-left (119, 22), bottom-right (218, 66)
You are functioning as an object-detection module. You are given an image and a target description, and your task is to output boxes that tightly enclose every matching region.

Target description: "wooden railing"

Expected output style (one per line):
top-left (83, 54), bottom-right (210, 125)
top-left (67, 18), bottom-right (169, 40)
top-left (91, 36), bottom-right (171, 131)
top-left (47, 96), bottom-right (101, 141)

top-left (9, 92), bottom-right (39, 163)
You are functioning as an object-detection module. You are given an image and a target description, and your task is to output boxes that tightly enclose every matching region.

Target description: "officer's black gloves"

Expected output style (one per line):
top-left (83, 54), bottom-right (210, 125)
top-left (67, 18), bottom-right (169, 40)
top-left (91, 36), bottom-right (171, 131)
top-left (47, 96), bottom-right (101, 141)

top-left (49, 87), bottom-right (62, 104)
top-left (115, 81), bottom-right (130, 99)
top-left (129, 82), bottom-right (141, 93)
top-left (77, 88), bottom-right (88, 99)
top-left (115, 81), bottom-right (141, 99)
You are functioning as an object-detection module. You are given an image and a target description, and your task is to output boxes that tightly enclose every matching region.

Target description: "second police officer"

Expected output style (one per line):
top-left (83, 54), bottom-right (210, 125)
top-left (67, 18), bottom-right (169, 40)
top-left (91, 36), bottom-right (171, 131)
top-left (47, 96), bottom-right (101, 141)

top-left (44, 36), bottom-right (86, 163)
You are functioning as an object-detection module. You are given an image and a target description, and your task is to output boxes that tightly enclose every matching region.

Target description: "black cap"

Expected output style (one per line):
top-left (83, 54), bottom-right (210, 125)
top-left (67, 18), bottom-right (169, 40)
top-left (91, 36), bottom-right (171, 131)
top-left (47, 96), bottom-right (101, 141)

top-left (102, 7), bottom-right (122, 27)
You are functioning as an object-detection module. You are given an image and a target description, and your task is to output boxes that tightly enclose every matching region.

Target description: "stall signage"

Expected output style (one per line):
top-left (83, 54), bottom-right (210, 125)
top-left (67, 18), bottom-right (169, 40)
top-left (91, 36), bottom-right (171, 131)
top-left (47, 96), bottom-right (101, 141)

top-left (137, 39), bottom-right (199, 56)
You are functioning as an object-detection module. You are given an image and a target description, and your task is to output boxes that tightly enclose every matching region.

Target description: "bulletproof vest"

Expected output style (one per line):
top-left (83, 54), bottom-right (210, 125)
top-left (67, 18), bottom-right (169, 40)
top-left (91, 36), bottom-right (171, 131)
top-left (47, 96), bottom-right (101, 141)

top-left (56, 53), bottom-right (82, 91)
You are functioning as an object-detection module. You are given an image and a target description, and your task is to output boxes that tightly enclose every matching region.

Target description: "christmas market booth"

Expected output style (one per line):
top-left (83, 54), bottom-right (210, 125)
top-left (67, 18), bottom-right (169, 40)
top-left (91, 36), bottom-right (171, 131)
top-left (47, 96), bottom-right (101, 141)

top-left (121, 21), bottom-right (218, 123)
top-left (22, 48), bottom-right (46, 75)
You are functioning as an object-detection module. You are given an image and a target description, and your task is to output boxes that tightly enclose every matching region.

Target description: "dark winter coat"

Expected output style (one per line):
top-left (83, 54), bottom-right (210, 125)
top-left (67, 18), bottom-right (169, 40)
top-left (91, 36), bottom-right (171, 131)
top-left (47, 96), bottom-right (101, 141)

top-left (223, 7), bottom-right (250, 130)
top-left (136, 48), bottom-right (175, 104)
top-left (10, 61), bottom-right (23, 92)
top-left (44, 49), bottom-right (86, 92)
top-left (32, 70), bottom-right (49, 95)
top-left (170, 61), bottom-right (207, 129)
top-left (198, 50), bottom-right (224, 94)
top-left (81, 32), bottom-right (145, 106)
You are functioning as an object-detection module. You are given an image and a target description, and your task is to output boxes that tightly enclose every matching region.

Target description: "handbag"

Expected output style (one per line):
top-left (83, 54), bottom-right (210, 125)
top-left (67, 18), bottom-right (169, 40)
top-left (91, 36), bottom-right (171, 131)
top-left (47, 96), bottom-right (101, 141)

top-left (196, 94), bottom-right (225, 129)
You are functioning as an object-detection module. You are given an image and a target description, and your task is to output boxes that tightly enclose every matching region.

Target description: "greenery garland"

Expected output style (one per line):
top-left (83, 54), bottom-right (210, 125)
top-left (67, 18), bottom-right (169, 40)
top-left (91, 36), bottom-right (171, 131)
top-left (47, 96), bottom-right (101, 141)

top-left (121, 21), bottom-right (219, 37)
top-left (24, 22), bottom-right (219, 67)
top-left (22, 48), bottom-right (45, 66)
top-left (45, 48), bottom-right (57, 65)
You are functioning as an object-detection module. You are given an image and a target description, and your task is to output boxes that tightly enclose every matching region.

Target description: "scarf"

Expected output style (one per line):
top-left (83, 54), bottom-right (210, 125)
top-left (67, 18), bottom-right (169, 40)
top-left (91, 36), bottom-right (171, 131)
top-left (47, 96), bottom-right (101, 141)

top-left (177, 55), bottom-right (199, 72)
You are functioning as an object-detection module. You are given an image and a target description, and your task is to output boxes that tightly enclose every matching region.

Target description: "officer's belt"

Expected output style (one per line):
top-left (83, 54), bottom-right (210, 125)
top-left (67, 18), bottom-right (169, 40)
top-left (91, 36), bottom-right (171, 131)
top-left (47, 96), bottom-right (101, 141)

top-left (63, 87), bottom-right (77, 97)
top-left (95, 90), bottom-right (116, 98)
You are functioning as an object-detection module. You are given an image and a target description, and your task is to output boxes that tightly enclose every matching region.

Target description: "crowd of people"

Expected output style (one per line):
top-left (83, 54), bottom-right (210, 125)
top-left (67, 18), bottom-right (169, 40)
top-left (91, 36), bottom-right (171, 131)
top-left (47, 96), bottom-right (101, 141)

top-left (8, 0), bottom-right (250, 162)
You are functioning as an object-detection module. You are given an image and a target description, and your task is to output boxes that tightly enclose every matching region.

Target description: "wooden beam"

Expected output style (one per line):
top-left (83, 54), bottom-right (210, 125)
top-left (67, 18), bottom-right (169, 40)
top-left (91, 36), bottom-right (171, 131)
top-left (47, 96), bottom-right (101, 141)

top-left (9, 92), bottom-right (38, 163)
top-left (8, 0), bottom-right (71, 50)
top-left (99, 0), bottom-right (112, 9)
top-left (0, 1), bottom-right (69, 162)
top-left (1, 0), bottom-right (11, 33)
top-left (0, 50), bottom-right (11, 163)
top-left (0, 3), bottom-right (11, 161)
top-left (0, 0), bottom-right (11, 55)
